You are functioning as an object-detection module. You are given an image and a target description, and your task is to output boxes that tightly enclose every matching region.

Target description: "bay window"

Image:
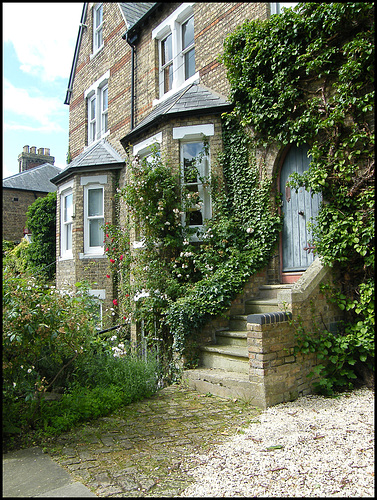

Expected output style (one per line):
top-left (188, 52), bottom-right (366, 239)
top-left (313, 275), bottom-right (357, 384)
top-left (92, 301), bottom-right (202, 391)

top-left (173, 124), bottom-right (214, 237)
top-left (59, 181), bottom-right (74, 260)
top-left (80, 175), bottom-right (107, 257)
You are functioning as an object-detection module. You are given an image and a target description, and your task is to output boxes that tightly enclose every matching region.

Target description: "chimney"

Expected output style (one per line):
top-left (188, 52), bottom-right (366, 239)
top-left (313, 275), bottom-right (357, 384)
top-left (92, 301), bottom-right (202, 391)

top-left (18, 145), bottom-right (55, 172)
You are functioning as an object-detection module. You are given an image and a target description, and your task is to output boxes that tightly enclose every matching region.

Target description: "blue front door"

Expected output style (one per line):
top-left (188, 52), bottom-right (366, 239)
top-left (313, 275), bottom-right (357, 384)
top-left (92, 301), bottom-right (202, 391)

top-left (280, 144), bottom-right (322, 273)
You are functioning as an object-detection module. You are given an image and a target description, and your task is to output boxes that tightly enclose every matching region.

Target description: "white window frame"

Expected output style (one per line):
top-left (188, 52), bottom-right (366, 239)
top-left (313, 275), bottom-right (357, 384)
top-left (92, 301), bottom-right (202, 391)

top-left (133, 132), bottom-right (162, 162)
top-left (152, 3), bottom-right (199, 104)
top-left (80, 175), bottom-right (107, 258)
top-left (58, 180), bottom-right (74, 260)
top-left (92, 3), bottom-right (104, 56)
top-left (88, 289), bottom-right (105, 329)
top-left (85, 71), bottom-right (110, 145)
top-left (270, 3), bottom-right (298, 15)
top-left (174, 124), bottom-right (214, 240)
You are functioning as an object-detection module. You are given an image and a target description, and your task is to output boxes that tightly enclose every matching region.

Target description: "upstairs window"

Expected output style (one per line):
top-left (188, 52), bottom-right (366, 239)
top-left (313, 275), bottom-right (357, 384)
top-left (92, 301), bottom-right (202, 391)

top-left (152, 4), bottom-right (198, 101)
top-left (182, 16), bottom-right (195, 80)
top-left (93, 3), bottom-right (103, 53)
top-left (85, 72), bottom-right (109, 145)
top-left (161, 33), bottom-right (173, 94)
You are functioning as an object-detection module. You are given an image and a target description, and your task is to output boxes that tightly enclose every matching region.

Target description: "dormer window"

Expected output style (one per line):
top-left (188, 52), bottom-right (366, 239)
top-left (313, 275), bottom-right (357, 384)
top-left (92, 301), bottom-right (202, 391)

top-left (93, 3), bottom-right (103, 54)
top-left (152, 4), bottom-right (199, 102)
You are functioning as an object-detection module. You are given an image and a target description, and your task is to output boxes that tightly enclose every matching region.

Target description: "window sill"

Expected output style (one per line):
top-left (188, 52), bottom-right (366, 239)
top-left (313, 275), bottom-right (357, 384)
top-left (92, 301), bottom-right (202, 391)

top-left (90, 45), bottom-right (104, 60)
top-left (153, 72), bottom-right (199, 107)
top-left (87, 130), bottom-right (110, 148)
top-left (79, 253), bottom-right (106, 259)
top-left (59, 254), bottom-right (73, 261)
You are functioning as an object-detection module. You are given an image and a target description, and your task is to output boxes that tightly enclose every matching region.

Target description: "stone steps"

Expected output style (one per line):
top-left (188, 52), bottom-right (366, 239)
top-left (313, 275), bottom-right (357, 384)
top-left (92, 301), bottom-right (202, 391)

top-left (200, 345), bottom-right (249, 374)
top-left (191, 283), bottom-right (294, 400)
top-left (183, 368), bottom-right (256, 402)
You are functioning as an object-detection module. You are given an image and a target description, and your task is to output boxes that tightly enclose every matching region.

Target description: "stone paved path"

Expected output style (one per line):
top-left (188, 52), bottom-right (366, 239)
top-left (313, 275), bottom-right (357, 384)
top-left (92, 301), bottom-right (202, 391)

top-left (44, 383), bottom-right (262, 497)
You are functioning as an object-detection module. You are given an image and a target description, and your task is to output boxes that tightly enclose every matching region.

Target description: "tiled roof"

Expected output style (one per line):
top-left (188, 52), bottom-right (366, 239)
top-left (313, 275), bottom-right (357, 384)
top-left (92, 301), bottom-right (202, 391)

top-left (68, 139), bottom-right (125, 168)
top-left (119, 2), bottom-right (157, 30)
top-left (3, 164), bottom-right (62, 193)
top-left (51, 140), bottom-right (125, 184)
top-left (122, 83), bottom-right (232, 143)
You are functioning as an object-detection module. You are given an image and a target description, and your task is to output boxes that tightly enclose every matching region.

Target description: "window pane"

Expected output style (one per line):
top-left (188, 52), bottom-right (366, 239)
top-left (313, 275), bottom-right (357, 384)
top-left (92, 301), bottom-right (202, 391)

top-left (66, 223), bottom-right (72, 250)
top-left (161, 33), bottom-right (172, 66)
top-left (95, 5), bottom-right (102, 28)
top-left (88, 188), bottom-right (103, 216)
top-left (164, 64), bottom-right (173, 93)
top-left (89, 218), bottom-right (104, 247)
top-left (185, 48), bottom-right (195, 80)
top-left (64, 193), bottom-right (73, 222)
top-left (90, 97), bottom-right (96, 119)
top-left (182, 17), bottom-right (194, 49)
top-left (102, 87), bottom-right (108, 111)
top-left (187, 210), bottom-right (202, 226)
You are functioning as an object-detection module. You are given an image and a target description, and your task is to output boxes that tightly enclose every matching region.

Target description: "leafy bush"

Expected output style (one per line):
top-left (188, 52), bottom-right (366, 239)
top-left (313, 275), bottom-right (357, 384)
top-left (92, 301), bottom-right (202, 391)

top-left (25, 191), bottom-right (57, 279)
top-left (2, 269), bottom-right (160, 451)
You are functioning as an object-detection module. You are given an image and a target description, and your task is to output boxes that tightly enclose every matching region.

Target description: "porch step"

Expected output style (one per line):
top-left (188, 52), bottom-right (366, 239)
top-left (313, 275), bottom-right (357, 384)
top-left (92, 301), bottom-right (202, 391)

top-left (215, 330), bottom-right (247, 347)
top-left (183, 368), bottom-right (256, 402)
top-left (257, 284), bottom-right (293, 299)
top-left (244, 298), bottom-right (279, 314)
top-left (200, 345), bottom-right (249, 374)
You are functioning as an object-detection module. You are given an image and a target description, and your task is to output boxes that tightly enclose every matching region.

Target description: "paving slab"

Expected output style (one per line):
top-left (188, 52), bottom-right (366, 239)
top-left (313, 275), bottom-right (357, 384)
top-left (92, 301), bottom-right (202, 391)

top-left (2, 446), bottom-right (97, 497)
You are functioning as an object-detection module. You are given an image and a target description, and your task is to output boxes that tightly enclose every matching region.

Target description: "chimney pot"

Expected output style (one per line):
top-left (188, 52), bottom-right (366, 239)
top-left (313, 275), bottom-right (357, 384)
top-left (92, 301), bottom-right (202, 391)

top-left (23, 145), bottom-right (30, 153)
top-left (30, 146), bottom-right (36, 154)
top-left (45, 148), bottom-right (50, 156)
top-left (37, 148), bottom-right (44, 155)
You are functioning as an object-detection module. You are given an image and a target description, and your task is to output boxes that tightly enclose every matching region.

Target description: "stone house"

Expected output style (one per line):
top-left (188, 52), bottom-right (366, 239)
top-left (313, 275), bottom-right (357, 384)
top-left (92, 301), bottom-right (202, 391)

top-left (3, 147), bottom-right (61, 243)
top-left (51, 2), bottom-right (343, 408)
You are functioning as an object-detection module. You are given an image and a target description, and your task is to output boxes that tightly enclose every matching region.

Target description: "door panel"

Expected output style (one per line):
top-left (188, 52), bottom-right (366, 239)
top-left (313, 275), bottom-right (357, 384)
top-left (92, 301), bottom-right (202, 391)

top-left (280, 144), bottom-right (321, 272)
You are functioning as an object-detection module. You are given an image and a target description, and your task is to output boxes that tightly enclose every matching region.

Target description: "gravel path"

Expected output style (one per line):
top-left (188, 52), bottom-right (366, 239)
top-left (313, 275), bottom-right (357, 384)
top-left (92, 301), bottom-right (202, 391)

top-left (179, 386), bottom-right (374, 498)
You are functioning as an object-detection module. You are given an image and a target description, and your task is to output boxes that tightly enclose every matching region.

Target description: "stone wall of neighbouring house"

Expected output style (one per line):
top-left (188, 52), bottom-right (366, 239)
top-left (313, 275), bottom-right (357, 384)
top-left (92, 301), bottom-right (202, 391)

top-left (2, 189), bottom-right (46, 242)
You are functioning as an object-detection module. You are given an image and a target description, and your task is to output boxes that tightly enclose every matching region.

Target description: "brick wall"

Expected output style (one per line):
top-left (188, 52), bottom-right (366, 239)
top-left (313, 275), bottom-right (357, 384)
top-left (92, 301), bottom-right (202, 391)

top-left (2, 189), bottom-right (46, 242)
top-left (69, 2), bottom-right (131, 161)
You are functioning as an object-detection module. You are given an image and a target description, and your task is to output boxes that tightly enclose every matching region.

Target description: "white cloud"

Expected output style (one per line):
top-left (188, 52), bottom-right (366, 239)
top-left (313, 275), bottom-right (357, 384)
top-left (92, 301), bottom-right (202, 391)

top-left (3, 78), bottom-right (65, 130)
top-left (3, 2), bottom-right (83, 82)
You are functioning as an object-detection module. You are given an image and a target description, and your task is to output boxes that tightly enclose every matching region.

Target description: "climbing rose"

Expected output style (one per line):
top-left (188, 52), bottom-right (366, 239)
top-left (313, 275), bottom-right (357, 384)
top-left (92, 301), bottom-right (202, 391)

top-left (113, 299), bottom-right (118, 306)
top-left (110, 258), bottom-right (115, 263)
top-left (120, 255), bottom-right (124, 261)
top-left (106, 274), bottom-right (110, 278)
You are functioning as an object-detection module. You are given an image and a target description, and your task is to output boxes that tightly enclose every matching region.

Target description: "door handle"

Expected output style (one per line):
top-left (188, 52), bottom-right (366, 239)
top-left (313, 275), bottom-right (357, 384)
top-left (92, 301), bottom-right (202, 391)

top-left (298, 210), bottom-right (304, 216)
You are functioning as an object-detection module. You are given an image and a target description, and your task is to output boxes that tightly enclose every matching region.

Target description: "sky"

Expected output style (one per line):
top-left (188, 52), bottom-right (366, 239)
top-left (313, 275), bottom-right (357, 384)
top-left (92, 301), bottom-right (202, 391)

top-left (2, 2), bottom-right (84, 179)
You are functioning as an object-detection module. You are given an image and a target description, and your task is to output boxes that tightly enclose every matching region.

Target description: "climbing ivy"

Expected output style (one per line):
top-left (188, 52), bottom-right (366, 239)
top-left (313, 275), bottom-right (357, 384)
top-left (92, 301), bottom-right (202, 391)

top-left (222, 2), bottom-right (374, 391)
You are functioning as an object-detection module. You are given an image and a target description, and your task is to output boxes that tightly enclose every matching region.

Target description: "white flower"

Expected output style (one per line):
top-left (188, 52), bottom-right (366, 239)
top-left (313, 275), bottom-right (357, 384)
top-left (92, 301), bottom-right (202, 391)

top-left (134, 289), bottom-right (150, 301)
top-left (246, 227), bottom-right (254, 233)
top-left (110, 335), bottom-right (117, 341)
top-left (27, 368), bottom-right (32, 373)
top-left (165, 221), bottom-right (171, 225)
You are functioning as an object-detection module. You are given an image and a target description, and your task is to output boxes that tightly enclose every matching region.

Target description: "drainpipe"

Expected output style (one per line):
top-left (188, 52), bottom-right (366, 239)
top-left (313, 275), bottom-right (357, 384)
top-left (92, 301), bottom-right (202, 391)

top-left (124, 31), bottom-right (138, 130)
